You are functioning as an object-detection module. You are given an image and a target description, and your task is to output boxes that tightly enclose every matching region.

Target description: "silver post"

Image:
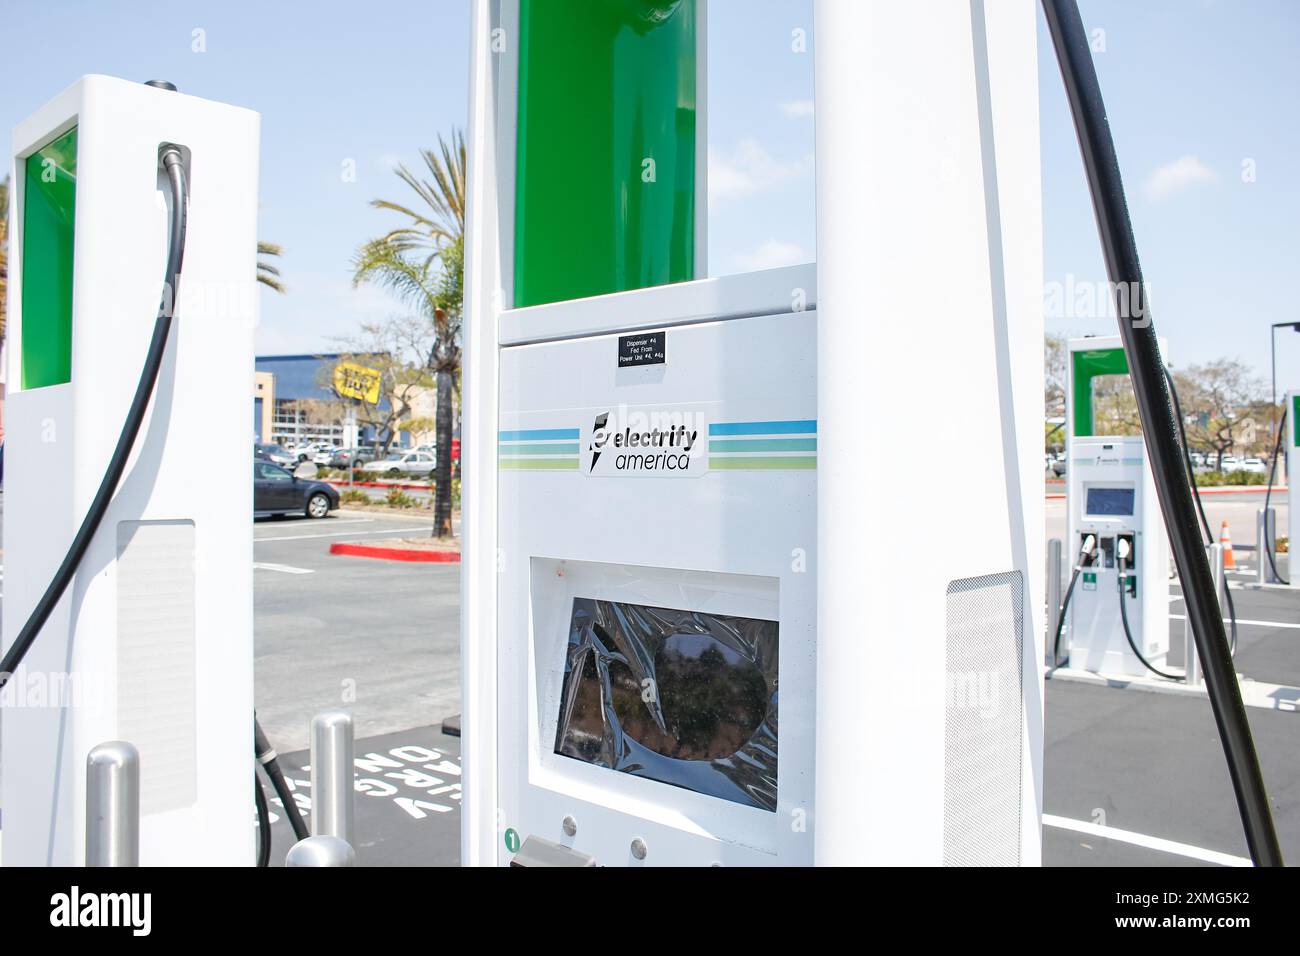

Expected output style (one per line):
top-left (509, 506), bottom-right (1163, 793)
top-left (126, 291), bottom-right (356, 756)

top-left (1256, 507), bottom-right (1278, 584)
top-left (86, 741), bottom-right (140, 867)
top-left (286, 834), bottom-right (355, 867)
top-left (1186, 543), bottom-right (1225, 686)
top-left (310, 710), bottom-right (355, 844)
top-left (1047, 538), bottom-right (1063, 664)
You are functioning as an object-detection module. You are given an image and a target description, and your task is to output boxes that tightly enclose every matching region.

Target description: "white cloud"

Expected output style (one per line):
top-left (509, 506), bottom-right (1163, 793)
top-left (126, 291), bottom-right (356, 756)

top-left (731, 238), bottom-right (808, 273)
top-left (1143, 155), bottom-right (1218, 201)
top-left (781, 99), bottom-right (815, 118)
top-left (708, 139), bottom-right (812, 210)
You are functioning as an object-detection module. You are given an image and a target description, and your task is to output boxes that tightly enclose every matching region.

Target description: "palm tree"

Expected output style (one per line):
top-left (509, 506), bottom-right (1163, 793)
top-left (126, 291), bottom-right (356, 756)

top-left (257, 240), bottom-right (285, 293)
top-left (354, 132), bottom-right (465, 539)
top-left (371, 133), bottom-right (465, 265)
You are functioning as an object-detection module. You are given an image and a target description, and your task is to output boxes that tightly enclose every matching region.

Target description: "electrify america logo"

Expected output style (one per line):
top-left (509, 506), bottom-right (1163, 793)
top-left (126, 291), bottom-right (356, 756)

top-left (587, 407), bottom-right (706, 477)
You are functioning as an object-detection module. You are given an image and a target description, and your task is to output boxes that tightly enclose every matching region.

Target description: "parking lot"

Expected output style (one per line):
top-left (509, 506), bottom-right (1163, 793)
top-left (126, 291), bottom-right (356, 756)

top-left (245, 489), bottom-right (1298, 867)
top-left (1, 491), bottom-right (1294, 866)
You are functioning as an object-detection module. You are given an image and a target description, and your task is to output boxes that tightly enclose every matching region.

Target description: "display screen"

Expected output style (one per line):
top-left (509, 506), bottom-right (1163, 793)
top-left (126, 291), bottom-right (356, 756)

top-left (1086, 486), bottom-right (1135, 516)
top-left (554, 597), bottom-right (778, 811)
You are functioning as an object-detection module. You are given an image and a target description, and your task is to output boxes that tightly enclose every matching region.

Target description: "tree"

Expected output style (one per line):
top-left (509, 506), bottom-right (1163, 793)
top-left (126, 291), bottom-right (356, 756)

top-left (1090, 373), bottom-right (1142, 437)
top-left (355, 132), bottom-right (465, 538)
top-left (1174, 359), bottom-right (1267, 468)
top-left (322, 322), bottom-right (435, 457)
top-left (257, 241), bottom-right (286, 293)
top-left (1044, 334), bottom-right (1067, 453)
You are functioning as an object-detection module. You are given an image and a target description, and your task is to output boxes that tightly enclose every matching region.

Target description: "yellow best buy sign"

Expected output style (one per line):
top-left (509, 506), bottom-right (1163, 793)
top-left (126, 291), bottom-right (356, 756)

top-left (333, 362), bottom-right (382, 404)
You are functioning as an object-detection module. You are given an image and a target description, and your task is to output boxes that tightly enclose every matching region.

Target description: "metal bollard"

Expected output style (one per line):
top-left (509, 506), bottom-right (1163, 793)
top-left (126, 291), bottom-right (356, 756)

top-left (86, 741), bottom-right (140, 867)
top-left (1256, 508), bottom-right (1278, 584)
top-left (285, 834), bottom-right (355, 867)
top-left (310, 710), bottom-right (355, 844)
top-left (1047, 538), bottom-right (1063, 663)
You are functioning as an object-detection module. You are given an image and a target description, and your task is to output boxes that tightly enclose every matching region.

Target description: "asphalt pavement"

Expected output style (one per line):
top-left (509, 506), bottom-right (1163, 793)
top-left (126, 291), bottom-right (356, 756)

top-left (253, 510), bottom-right (460, 752)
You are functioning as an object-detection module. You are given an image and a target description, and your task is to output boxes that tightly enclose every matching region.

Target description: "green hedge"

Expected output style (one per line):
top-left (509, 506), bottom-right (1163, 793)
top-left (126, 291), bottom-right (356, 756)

top-left (1194, 469), bottom-right (1272, 487)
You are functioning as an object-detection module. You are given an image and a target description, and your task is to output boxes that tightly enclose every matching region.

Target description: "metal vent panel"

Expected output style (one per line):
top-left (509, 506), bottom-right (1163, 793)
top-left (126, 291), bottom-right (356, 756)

top-left (117, 520), bottom-right (197, 815)
top-left (943, 570), bottom-right (1023, 866)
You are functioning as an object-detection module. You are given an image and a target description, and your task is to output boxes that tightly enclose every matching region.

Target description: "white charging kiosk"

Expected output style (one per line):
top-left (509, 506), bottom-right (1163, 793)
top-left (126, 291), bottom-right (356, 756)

top-left (1063, 336), bottom-right (1170, 677)
top-left (2, 76), bottom-right (259, 865)
top-left (1286, 390), bottom-right (1298, 587)
top-left (462, 0), bottom-right (1044, 866)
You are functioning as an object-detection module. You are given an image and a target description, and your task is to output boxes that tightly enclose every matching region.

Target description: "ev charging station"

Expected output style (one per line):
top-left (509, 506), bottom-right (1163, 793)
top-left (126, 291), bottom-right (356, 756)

top-left (462, 0), bottom-right (1045, 866)
top-left (2, 76), bottom-right (259, 865)
top-left (1287, 390), bottom-right (1299, 587)
top-left (1062, 336), bottom-right (1170, 677)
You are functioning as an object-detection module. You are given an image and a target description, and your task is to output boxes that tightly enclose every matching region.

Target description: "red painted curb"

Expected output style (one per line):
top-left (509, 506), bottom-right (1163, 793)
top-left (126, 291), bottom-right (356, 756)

top-left (329, 542), bottom-right (461, 563)
top-left (1046, 485), bottom-right (1284, 501)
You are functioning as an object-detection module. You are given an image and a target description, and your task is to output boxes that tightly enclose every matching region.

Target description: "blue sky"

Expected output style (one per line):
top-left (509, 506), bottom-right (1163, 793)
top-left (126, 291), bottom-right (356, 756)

top-left (3, 0), bottom-right (1298, 392)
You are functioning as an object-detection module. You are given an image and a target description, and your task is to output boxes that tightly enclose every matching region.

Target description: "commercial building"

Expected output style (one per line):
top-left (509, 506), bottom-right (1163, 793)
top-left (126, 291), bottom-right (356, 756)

top-left (253, 352), bottom-right (428, 449)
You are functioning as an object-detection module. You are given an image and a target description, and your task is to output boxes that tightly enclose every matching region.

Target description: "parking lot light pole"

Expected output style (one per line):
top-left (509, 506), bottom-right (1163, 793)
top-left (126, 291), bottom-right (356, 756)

top-left (1270, 322), bottom-right (1300, 446)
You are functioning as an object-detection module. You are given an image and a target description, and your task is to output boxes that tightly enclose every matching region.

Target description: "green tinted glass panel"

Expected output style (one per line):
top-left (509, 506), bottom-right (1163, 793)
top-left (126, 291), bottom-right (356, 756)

top-left (21, 126), bottom-right (78, 389)
top-left (1071, 347), bottom-right (1129, 438)
top-left (514, 0), bottom-right (697, 307)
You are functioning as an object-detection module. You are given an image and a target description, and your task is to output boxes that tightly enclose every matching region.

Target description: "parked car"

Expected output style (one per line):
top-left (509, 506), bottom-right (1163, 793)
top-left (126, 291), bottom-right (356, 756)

top-left (1238, 457), bottom-right (1268, 475)
top-left (361, 449), bottom-right (437, 478)
top-left (290, 442), bottom-right (330, 464)
top-left (254, 442), bottom-right (297, 469)
top-left (253, 460), bottom-right (340, 519)
top-left (312, 445), bottom-right (339, 466)
top-left (329, 446), bottom-right (382, 469)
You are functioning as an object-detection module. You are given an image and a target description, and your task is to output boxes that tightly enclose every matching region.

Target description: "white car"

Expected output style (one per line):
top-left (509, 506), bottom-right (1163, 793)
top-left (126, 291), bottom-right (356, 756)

top-left (1238, 457), bottom-right (1268, 475)
top-left (361, 450), bottom-right (437, 478)
top-left (312, 446), bottom-right (338, 466)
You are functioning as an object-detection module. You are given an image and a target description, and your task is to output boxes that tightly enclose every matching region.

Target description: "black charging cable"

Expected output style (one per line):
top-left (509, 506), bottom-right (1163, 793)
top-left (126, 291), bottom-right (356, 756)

top-left (254, 771), bottom-right (273, 868)
top-left (256, 714), bottom-right (311, 855)
top-left (1043, 0), bottom-right (1282, 865)
top-left (0, 147), bottom-right (188, 687)
top-left (1115, 542), bottom-right (1180, 680)
top-left (1052, 534), bottom-right (1097, 667)
top-left (1263, 409), bottom-right (1290, 585)
top-left (1165, 367), bottom-right (1240, 653)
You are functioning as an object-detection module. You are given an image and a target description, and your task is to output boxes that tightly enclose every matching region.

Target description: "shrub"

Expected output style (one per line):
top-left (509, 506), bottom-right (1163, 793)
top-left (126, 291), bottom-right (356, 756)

top-left (385, 487), bottom-right (416, 509)
top-left (1195, 469), bottom-right (1268, 487)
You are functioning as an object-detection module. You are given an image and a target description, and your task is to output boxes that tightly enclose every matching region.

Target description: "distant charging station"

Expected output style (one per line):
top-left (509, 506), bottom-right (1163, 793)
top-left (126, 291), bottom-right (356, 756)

top-left (1287, 390), bottom-right (1298, 587)
top-left (2, 76), bottom-right (259, 865)
top-left (463, 0), bottom-right (1044, 866)
top-left (1062, 336), bottom-right (1170, 676)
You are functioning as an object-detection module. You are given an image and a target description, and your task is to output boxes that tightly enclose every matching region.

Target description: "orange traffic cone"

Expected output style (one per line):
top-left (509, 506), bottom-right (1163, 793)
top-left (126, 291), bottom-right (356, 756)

top-left (1219, 519), bottom-right (1236, 570)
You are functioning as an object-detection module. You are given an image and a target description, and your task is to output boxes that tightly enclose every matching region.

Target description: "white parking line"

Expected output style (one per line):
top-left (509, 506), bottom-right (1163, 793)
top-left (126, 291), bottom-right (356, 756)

top-left (1043, 814), bottom-right (1250, 867)
top-left (253, 562), bottom-right (314, 575)
top-left (253, 518), bottom-right (376, 538)
top-left (254, 527), bottom-right (432, 543)
top-left (1169, 614), bottom-right (1300, 631)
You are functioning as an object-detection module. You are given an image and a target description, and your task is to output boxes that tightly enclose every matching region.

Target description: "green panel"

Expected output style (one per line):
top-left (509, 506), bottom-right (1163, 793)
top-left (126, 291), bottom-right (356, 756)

top-left (1293, 395), bottom-right (1299, 448)
top-left (710, 438), bottom-right (818, 453)
top-left (514, 0), bottom-right (697, 308)
top-left (1070, 347), bottom-right (1129, 438)
top-left (708, 456), bottom-right (817, 470)
top-left (21, 126), bottom-right (78, 389)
